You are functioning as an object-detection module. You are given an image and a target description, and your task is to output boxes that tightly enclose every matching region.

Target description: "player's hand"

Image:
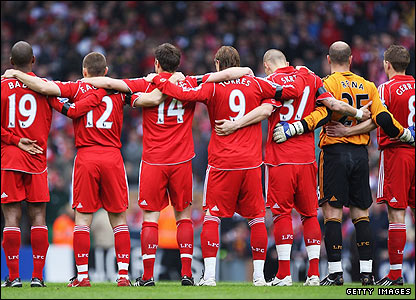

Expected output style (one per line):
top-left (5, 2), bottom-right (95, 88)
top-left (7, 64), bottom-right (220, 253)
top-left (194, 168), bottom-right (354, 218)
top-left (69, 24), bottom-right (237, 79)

top-left (399, 125), bottom-right (415, 147)
top-left (325, 121), bottom-right (349, 137)
top-left (1, 69), bottom-right (17, 79)
top-left (358, 101), bottom-right (372, 121)
top-left (18, 138), bottom-right (43, 155)
top-left (273, 121), bottom-right (304, 143)
top-left (295, 66), bottom-right (314, 74)
top-left (214, 119), bottom-right (238, 136)
top-left (244, 67), bottom-right (254, 76)
top-left (144, 73), bottom-right (158, 82)
top-left (169, 72), bottom-right (185, 84)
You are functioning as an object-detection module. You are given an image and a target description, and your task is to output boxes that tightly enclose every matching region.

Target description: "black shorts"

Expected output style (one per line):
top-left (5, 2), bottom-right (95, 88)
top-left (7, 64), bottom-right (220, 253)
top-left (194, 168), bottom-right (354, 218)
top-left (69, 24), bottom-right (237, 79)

top-left (318, 143), bottom-right (373, 209)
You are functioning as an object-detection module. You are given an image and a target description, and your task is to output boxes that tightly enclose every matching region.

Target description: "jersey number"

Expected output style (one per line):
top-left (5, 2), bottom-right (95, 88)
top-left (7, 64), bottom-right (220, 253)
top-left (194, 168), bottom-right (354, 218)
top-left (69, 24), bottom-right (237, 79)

top-left (229, 89), bottom-right (246, 121)
top-left (85, 96), bottom-right (113, 129)
top-left (8, 93), bottom-right (37, 128)
top-left (409, 95), bottom-right (415, 127)
top-left (339, 92), bottom-right (369, 126)
top-left (280, 86), bottom-right (310, 121)
top-left (157, 99), bottom-right (184, 124)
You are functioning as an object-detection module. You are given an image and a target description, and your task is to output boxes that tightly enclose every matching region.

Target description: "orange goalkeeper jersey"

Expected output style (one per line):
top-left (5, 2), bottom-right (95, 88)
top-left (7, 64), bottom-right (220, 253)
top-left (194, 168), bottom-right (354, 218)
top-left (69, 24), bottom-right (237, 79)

top-left (317, 71), bottom-right (403, 148)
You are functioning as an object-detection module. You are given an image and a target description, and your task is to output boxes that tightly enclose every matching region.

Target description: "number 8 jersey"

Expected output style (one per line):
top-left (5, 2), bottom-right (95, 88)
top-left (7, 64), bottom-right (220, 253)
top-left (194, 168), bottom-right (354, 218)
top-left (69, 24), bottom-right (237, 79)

top-left (377, 74), bottom-right (415, 150)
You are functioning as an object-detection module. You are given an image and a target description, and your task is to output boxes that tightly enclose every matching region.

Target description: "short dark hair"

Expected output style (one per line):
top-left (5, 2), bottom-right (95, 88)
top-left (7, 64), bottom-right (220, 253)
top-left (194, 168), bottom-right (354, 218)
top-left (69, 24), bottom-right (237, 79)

top-left (328, 42), bottom-right (351, 65)
top-left (384, 45), bottom-right (410, 72)
top-left (154, 43), bottom-right (181, 72)
top-left (11, 41), bottom-right (33, 67)
top-left (82, 52), bottom-right (107, 76)
top-left (214, 46), bottom-right (240, 71)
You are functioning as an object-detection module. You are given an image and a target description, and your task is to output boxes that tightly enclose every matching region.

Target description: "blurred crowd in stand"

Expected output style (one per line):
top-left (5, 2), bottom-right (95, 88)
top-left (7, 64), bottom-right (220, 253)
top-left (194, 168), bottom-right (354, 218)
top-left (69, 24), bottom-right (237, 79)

top-left (1, 1), bottom-right (415, 281)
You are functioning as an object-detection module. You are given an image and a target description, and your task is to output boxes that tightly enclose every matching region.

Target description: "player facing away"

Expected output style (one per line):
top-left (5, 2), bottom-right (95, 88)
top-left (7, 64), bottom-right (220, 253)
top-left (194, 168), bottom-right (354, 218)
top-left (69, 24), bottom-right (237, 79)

top-left (273, 41), bottom-right (413, 286)
top-left (148, 46), bottom-right (304, 286)
top-left (83, 43), bottom-right (253, 287)
top-left (3, 52), bottom-right (138, 287)
top-left (325, 45), bottom-right (415, 285)
top-left (214, 49), bottom-right (370, 287)
top-left (1, 41), bottom-right (105, 288)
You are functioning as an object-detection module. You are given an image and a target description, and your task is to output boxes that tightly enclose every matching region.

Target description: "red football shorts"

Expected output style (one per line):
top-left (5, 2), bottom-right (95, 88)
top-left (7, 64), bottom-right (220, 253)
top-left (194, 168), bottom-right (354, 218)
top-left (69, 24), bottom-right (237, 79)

top-left (138, 160), bottom-right (193, 212)
top-left (377, 147), bottom-right (415, 209)
top-left (203, 166), bottom-right (265, 218)
top-left (72, 146), bottom-right (129, 213)
top-left (265, 163), bottom-right (318, 217)
top-left (1, 169), bottom-right (49, 203)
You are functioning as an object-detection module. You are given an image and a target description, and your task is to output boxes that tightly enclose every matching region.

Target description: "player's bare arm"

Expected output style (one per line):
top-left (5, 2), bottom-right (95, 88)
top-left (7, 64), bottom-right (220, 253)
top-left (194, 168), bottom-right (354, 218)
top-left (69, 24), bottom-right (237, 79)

top-left (215, 103), bottom-right (274, 136)
top-left (320, 97), bottom-right (372, 121)
top-left (82, 76), bottom-right (131, 93)
top-left (205, 67), bottom-right (254, 83)
top-left (133, 72), bottom-right (185, 107)
top-left (326, 119), bottom-right (377, 137)
top-left (2, 69), bottom-right (61, 96)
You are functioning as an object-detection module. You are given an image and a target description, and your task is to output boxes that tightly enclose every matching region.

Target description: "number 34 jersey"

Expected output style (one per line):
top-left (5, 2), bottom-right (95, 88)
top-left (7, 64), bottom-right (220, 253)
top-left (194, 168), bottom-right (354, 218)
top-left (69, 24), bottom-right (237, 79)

top-left (54, 80), bottom-right (127, 149)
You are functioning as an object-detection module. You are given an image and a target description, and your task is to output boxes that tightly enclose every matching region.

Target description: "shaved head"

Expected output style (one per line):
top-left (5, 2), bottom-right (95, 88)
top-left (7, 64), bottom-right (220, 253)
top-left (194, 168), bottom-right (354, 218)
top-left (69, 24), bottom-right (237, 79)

top-left (263, 49), bottom-right (287, 65)
top-left (328, 41), bottom-right (351, 65)
top-left (11, 41), bottom-right (34, 68)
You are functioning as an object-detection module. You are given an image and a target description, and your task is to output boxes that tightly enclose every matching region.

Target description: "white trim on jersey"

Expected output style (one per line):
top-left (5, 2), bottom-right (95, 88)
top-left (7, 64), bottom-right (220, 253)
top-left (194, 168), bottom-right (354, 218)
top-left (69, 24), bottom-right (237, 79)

top-left (137, 160), bottom-right (143, 201)
top-left (207, 163), bottom-right (263, 171)
top-left (265, 164), bottom-right (269, 201)
top-left (377, 150), bottom-right (384, 198)
top-left (264, 160), bottom-right (316, 167)
top-left (141, 154), bottom-right (195, 166)
top-left (202, 166), bottom-right (211, 208)
top-left (1, 167), bottom-right (47, 175)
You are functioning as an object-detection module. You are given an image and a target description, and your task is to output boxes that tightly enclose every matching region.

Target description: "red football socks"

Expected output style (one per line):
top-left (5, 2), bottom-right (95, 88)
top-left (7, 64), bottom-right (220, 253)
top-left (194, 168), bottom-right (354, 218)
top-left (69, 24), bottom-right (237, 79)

top-left (176, 219), bottom-right (193, 277)
top-left (2, 227), bottom-right (21, 281)
top-left (388, 223), bottom-right (406, 280)
top-left (113, 224), bottom-right (130, 279)
top-left (302, 216), bottom-right (321, 277)
top-left (273, 214), bottom-right (293, 279)
top-left (200, 216), bottom-right (220, 259)
top-left (31, 226), bottom-right (49, 279)
top-left (141, 222), bottom-right (158, 281)
top-left (248, 218), bottom-right (267, 261)
top-left (73, 225), bottom-right (90, 280)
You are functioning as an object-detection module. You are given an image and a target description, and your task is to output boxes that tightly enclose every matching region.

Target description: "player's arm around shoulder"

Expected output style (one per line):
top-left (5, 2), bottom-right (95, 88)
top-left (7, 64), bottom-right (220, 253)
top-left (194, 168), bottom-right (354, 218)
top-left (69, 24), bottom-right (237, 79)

top-left (2, 69), bottom-right (61, 96)
top-left (215, 103), bottom-right (274, 136)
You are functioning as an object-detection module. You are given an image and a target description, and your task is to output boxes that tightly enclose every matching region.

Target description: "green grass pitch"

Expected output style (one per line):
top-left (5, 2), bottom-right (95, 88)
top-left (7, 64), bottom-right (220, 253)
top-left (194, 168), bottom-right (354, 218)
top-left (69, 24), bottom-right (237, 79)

top-left (1, 282), bottom-right (415, 299)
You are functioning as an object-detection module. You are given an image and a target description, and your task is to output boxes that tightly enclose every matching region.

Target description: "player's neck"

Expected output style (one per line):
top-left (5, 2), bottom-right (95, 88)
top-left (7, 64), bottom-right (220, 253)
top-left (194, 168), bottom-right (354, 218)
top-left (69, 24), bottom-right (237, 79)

top-left (330, 64), bottom-right (350, 73)
top-left (388, 70), bottom-right (405, 80)
top-left (16, 66), bottom-right (32, 73)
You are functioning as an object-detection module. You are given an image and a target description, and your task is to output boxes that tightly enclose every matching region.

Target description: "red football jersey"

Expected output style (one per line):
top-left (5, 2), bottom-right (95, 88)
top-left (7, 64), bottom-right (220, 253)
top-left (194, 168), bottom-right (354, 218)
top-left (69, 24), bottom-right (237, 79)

top-left (54, 80), bottom-right (128, 148)
top-left (377, 74), bottom-right (415, 150)
top-left (123, 72), bottom-right (209, 165)
top-left (1, 73), bottom-right (59, 173)
top-left (154, 75), bottom-right (282, 169)
top-left (264, 66), bottom-right (332, 166)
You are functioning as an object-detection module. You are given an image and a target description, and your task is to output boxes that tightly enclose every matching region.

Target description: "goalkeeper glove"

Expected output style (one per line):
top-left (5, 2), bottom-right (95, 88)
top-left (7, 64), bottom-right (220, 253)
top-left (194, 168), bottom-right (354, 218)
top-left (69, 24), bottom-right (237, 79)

top-left (399, 125), bottom-right (415, 147)
top-left (273, 121), bottom-right (304, 144)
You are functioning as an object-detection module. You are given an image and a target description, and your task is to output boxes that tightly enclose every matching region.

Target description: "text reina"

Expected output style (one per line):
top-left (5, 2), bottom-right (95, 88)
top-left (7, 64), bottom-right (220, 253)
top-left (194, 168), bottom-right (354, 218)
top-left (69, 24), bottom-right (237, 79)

top-left (219, 78), bottom-right (251, 87)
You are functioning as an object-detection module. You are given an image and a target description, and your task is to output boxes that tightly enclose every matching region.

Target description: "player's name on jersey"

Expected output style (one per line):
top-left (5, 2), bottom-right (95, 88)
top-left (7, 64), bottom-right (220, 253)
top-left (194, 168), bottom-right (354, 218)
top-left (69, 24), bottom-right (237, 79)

top-left (280, 75), bottom-right (297, 84)
top-left (218, 78), bottom-right (251, 87)
top-left (340, 80), bottom-right (364, 90)
top-left (395, 82), bottom-right (414, 95)
top-left (5, 80), bottom-right (28, 90)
